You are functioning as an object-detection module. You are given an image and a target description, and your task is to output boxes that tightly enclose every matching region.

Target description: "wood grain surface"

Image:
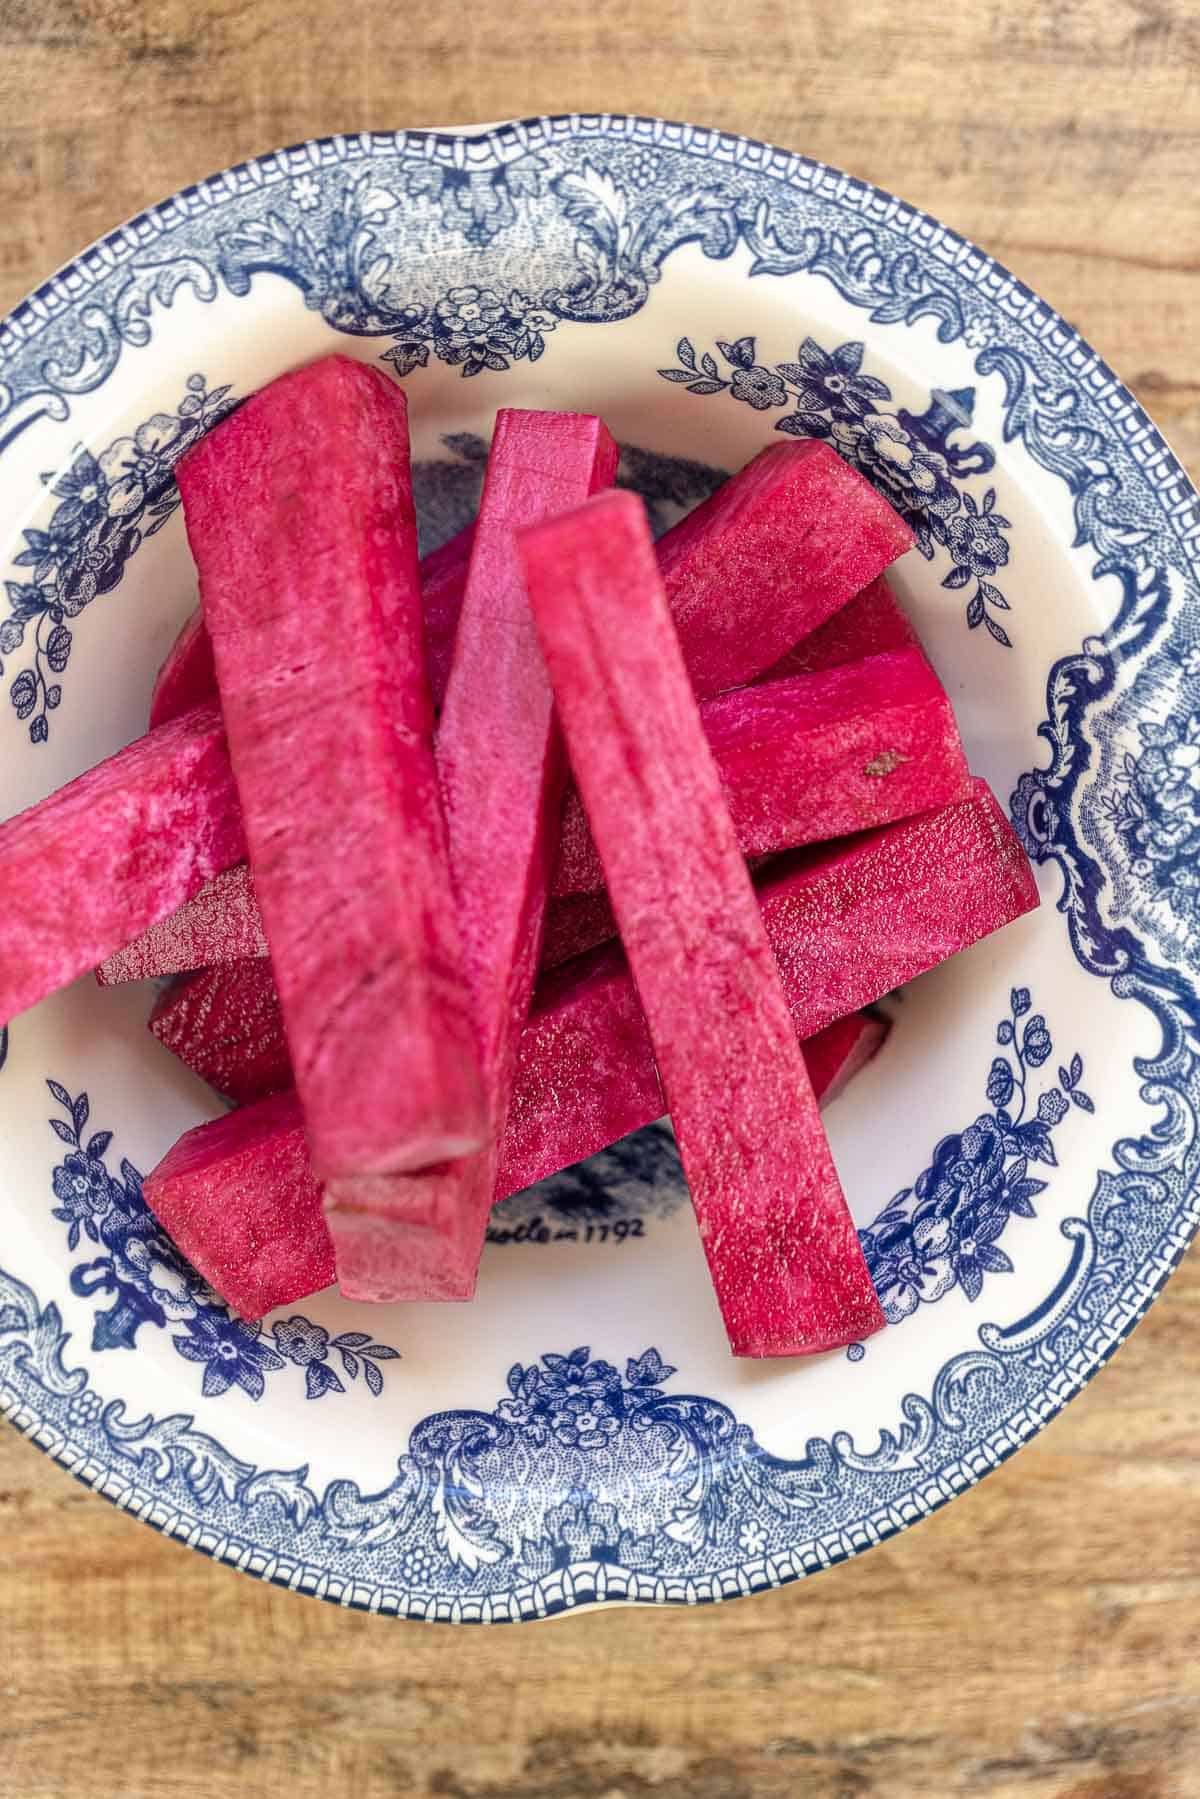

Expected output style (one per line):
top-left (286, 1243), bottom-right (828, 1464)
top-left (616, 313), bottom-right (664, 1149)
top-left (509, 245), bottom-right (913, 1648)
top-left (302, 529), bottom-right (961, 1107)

top-left (2, 3), bottom-right (1200, 1795)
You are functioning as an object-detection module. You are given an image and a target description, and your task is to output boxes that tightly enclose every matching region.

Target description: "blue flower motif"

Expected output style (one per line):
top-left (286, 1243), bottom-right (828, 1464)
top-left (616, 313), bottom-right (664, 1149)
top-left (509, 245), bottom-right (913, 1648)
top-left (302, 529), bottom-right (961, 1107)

top-left (738, 1519), bottom-right (767, 1556)
top-left (1021, 1015), bottom-right (1051, 1068)
top-left (97, 415), bottom-right (187, 517)
top-left (834, 413), bottom-right (959, 521)
top-left (550, 1390), bottom-right (620, 1450)
top-left (497, 1346), bottom-right (668, 1450)
top-left (942, 508), bottom-right (1011, 578)
top-left (918, 1116), bottom-right (1008, 1220)
top-left (435, 285), bottom-right (505, 335)
top-left (1038, 1088), bottom-right (1070, 1126)
top-left (66, 1389), bottom-right (103, 1431)
top-left (872, 1213), bottom-right (958, 1323)
top-left (51, 1151), bottom-right (113, 1247)
top-left (730, 366), bottom-right (788, 410)
top-left (952, 1206), bottom-right (1013, 1302)
top-left (172, 1311), bottom-right (285, 1400)
top-left (507, 289), bottom-right (557, 334)
top-left (777, 338), bottom-right (890, 422)
top-left (272, 1317), bottom-right (331, 1366)
top-left (290, 173), bottom-right (321, 212)
top-left (49, 453), bottom-right (111, 536)
top-left (271, 1316), bottom-right (348, 1396)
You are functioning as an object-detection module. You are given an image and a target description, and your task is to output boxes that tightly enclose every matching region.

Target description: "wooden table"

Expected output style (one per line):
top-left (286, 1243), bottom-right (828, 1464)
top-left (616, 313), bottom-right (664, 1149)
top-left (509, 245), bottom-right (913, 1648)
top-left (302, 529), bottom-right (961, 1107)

top-left (2, 4), bottom-right (1199, 1794)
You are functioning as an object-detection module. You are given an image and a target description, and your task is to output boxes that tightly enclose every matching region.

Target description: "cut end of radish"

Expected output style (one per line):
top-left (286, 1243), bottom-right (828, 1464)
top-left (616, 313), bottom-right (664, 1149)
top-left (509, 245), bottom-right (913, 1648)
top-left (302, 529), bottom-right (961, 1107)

top-left (327, 1201), bottom-right (478, 1304)
top-left (149, 957), bottom-right (289, 1106)
top-left (97, 862), bottom-right (266, 985)
top-left (143, 1090), bottom-right (334, 1320)
top-left (149, 609), bottom-right (218, 729)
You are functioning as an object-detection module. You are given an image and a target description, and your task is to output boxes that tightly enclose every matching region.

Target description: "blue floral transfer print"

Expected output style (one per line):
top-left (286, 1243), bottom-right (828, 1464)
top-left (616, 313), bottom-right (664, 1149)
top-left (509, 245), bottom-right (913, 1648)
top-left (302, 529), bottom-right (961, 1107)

top-left (861, 990), bottom-right (1092, 1323)
top-left (498, 1344), bottom-right (667, 1450)
top-left (659, 334), bottom-right (1013, 646)
top-left (400, 153), bottom-right (552, 249)
top-left (381, 285), bottom-right (559, 381)
top-left (3, 375), bottom-right (234, 742)
top-left (45, 1081), bottom-right (396, 1401)
top-left (1105, 700), bottom-right (1200, 952)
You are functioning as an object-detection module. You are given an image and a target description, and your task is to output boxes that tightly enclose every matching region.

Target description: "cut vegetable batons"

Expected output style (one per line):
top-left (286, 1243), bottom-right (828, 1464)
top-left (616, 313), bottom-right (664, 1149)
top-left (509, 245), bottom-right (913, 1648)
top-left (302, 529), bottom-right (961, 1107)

top-left (519, 487), bottom-right (886, 1358)
top-left (142, 1009), bottom-right (884, 1318)
top-left (328, 407), bottom-right (618, 1303)
top-left (107, 441), bottom-right (915, 987)
top-left (142, 782), bottom-right (1038, 1314)
top-left (176, 354), bottom-right (485, 1179)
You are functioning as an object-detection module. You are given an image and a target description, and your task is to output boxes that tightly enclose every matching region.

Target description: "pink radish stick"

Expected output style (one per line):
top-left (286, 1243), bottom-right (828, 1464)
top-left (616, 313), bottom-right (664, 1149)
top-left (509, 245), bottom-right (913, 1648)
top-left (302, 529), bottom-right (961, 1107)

top-left (550, 645), bottom-right (971, 900)
top-left (149, 522), bottom-right (479, 731)
top-left (518, 487), bottom-right (886, 1356)
top-left (756, 572), bottom-right (920, 683)
top-left (177, 354), bottom-right (485, 1178)
top-left (657, 440), bottom-right (912, 695)
top-left (328, 408), bottom-right (618, 1302)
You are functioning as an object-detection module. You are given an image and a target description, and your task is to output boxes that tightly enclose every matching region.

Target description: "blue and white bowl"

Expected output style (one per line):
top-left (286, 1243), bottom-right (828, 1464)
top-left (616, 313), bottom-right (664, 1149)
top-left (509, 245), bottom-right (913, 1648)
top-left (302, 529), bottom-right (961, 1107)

top-left (1, 115), bottom-right (1197, 1621)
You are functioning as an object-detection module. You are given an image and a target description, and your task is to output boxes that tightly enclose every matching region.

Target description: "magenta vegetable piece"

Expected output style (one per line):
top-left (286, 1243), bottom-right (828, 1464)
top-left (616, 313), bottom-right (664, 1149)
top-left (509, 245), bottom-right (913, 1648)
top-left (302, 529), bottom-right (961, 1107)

top-left (145, 1006), bottom-right (882, 1313)
top-left (144, 783), bottom-right (1036, 1307)
top-left (147, 524), bottom-right (478, 735)
top-left (328, 408), bottom-right (619, 1303)
top-left (130, 639), bottom-right (969, 986)
top-left (503, 779), bottom-right (1036, 1196)
top-left (421, 522), bottom-right (477, 708)
top-left (177, 353), bottom-right (485, 1177)
top-left (150, 957), bottom-right (289, 1105)
top-left (656, 441), bottom-right (913, 698)
top-left (550, 646), bottom-right (971, 902)
top-left (519, 488), bottom-right (886, 1358)
top-left (149, 611), bottom-right (220, 730)
top-left (0, 702), bottom-right (244, 1023)
top-left (143, 1090), bottom-right (335, 1320)
top-left (758, 573), bottom-right (919, 683)
top-left (540, 888), bottom-right (624, 972)
top-left (96, 862), bottom-right (265, 985)
top-left (799, 1010), bottom-right (889, 1107)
